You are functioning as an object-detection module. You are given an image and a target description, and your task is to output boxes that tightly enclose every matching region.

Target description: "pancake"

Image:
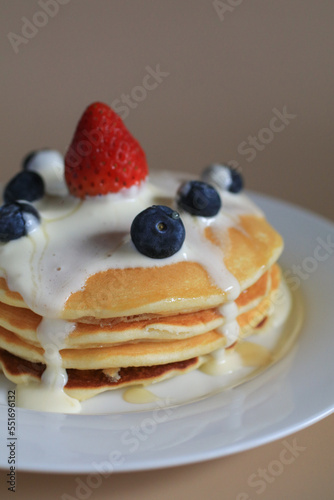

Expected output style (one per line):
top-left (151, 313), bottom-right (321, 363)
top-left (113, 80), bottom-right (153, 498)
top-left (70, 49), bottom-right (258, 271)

top-left (0, 326), bottom-right (226, 369)
top-left (0, 265), bottom-right (278, 352)
top-left (0, 302), bottom-right (223, 347)
top-left (238, 264), bottom-right (281, 337)
top-left (0, 263), bottom-right (280, 388)
top-left (0, 265), bottom-right (282, 403)
top-left (0, 293), bottom-right (274, 402)
top-left (235, 269), bottom-right (271, 312)
top-left (0, 155), bottom-right (286, 411)
top-left (0, 348), bottom-right (202, 401)
top-left (0, 215), bottom-right (282, 320)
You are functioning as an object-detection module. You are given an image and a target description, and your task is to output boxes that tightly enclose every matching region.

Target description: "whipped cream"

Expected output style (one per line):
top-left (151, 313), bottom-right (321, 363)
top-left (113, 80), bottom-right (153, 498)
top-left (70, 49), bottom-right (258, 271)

top-left (25, 149), bottom-right (68, 197)
top-left (218, 301), bottom-right (240, 346)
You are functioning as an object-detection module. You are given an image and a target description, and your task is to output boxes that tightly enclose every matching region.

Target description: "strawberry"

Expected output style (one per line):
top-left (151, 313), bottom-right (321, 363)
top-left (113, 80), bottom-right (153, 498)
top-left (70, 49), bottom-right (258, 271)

top-left (64, 102), bottom-right (148, 198)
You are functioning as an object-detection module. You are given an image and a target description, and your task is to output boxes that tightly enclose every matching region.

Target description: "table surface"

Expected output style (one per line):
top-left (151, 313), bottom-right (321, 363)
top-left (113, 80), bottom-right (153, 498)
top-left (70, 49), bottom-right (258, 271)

top-left (0, 1), bottom-right (333, 499)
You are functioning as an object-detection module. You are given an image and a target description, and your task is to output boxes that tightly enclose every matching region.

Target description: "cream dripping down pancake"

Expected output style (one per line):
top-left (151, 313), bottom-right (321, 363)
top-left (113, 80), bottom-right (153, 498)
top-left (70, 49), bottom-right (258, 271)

top-left (0, 102), bottom-right (289, 413)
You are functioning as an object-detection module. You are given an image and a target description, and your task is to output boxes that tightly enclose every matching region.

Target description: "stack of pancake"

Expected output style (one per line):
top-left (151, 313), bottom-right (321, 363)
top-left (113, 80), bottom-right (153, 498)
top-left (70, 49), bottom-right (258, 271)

top-left (0, 212), bottom-right (283, 401)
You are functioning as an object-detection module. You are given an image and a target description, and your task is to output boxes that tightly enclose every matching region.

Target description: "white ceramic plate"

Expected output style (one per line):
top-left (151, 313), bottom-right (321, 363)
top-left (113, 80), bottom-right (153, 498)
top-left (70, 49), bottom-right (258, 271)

top-left (0, 193), bottom-right (333, 473)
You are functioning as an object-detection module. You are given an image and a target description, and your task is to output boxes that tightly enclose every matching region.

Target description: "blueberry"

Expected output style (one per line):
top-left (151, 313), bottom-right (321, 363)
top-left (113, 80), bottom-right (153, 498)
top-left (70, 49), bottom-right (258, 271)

top-left (4, 171), bottom-right (45, 204)
top-left (201, 164), bottom-right (243, 193)
top-left (177, 180), bottom-right (221, 217)
top-left (0, 202), bottom-right (40, 242)
top-left (130, 205), bottom-right (185, 259)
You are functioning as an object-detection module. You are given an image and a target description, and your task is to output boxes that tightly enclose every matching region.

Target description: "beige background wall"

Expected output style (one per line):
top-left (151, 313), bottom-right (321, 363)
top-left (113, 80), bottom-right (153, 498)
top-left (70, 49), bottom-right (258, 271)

top-left (0, 2), bottom-right (333, 500)
top-left (1, 1), bottom-right (333, 219)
